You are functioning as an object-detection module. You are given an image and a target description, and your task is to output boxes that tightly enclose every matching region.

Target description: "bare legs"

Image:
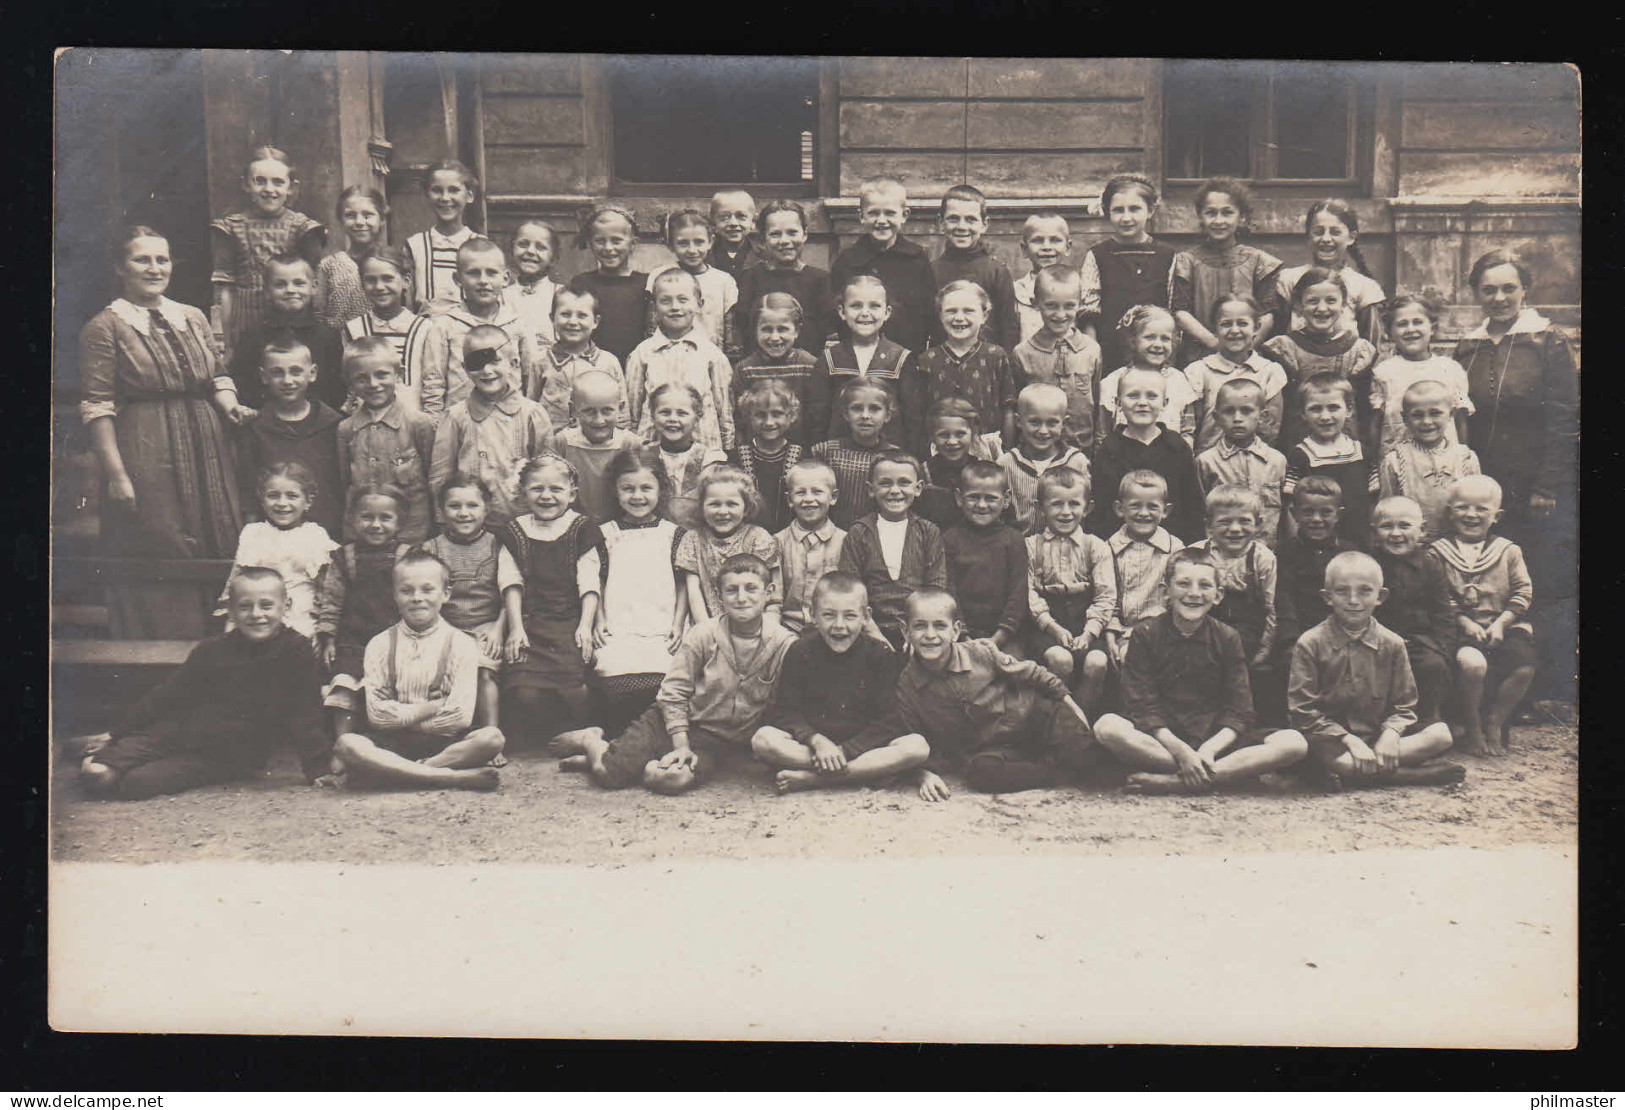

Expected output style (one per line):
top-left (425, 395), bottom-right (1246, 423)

top-left (1457, 646), bottom-right (1536, 756)
top-left (750, 726), bottom-right (931, 794)
top-left (1093, 713), bottom-right (1309, 794)
top-left (1043, 646), bottom-right (1110, 713)
top-left (333, 727), bottom-right (504, 791)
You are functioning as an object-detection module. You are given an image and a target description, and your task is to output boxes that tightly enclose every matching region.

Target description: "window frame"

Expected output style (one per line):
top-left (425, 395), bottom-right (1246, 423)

top-left (605, 56), bottom-right (825, 199)
top-left (1162, 61), bottom-right (1374, 196)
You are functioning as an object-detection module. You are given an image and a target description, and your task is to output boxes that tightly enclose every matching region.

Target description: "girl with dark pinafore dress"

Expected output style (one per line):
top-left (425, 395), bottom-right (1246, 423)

top-left (500, 454), bottom-right (604, 744)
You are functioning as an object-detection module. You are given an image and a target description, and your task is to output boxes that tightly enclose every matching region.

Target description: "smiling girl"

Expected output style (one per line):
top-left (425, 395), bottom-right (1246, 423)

top-left (1169, 177), bottom-right (1281, 367)
top-left (315, 186), bottom-right (387, 330)
top-left (210, 146), bottom-right (325, 361)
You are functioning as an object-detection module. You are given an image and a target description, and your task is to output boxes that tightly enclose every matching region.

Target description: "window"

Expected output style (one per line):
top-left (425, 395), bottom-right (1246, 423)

top-left (1164, 61), bottom-right (1366, 185)
top-left (609, 55), bottom-right (818, 190)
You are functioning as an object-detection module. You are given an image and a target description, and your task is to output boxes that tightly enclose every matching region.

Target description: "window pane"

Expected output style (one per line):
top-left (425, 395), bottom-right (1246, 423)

top-left (1164, 61), bottom-right (1253, 179)
top-left (1273, 65), bottom-right (1351, 179)
top-left (610, 55), bottom-right (817, 184)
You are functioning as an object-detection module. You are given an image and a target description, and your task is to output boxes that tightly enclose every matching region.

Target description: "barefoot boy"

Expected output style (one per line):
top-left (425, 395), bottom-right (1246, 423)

top-left (1430, 475), bottom-right (1537, 756)
top-left (80, 568), bottom-right (330, 799)
top-left (1287, 551), bottom-right (1462, 789)
top-left (555, 553), bottom-right (796, 794)
top-left (329, 550), bottom-right (506, 791)
top-left (752, 573), bottom-right (929, 794)
top-left (890, 587), bottom-right (1095, 800)
top-left (1094, 549), bottom-right (1307, 794)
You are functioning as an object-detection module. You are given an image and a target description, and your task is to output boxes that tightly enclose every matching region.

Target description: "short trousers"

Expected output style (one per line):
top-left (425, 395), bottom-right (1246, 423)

top-left (1025, 625), bottom-right (1111, 671)
top-left (366, 728), bottom-right (454, 762)
top-left (1472, 625), bottom-right (1539, 681)
top-left (462, 618), bottom-right (505, 672)
top-left (752, 723), bottom-right (903, 763)
top-left (597, 705), bottom-right (743, 790)
top-left (1306, 720), bottom-right (1439, 767)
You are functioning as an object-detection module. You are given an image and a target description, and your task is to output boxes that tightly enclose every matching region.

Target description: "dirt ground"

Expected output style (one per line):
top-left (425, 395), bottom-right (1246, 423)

top-left (51, 704), bottom-right (1578, 866)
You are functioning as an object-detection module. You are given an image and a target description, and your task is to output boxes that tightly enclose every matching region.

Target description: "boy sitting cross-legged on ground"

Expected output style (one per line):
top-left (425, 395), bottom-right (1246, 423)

top-left (752, 573), bottom-right (930, 794)
top-left (1094, 549), bottom-right (1307, 794)
top-left (888, 587), bottom-right (1097, 800)
top-left (80, 568), bottom-right (330, 800)
top-left (553, 553), bottom-right (797, 795)
top-left (328, 550), bottom-right (506, 791)
top-left (1288, 551), bottom-right (1463, 790)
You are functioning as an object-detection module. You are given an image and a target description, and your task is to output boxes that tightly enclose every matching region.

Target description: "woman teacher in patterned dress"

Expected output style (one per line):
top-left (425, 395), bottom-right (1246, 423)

top-left (79, 226), bottom-right (248, 637)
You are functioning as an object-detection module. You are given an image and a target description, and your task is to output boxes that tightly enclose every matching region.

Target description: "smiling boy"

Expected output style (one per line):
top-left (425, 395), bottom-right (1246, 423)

top-left (830, 177), bottom-right (939, 355)
top-left (329, 551), bottom-right (505, 792)
top-left (551, 371), bottom-right (642, 525)
top-left (752, 573), bottom-right (928, 795)
top-left (999, 382), bottom-right (1091, 530)
top-left (237, 333), bottom-right (344, 535)
top-left (775, 459), bottom-right (847, 635)
top-left (1094, 549), bottom-right (1307, 794)
top-left (80, 568), bottom-right (330, 800)
top-left (889, 587), bottom-right (1096, 800)
top-left (1288, 551), bottom-right (1462, 789)
top-left (1011, 266), bottom-right (1102, 452)
top-left (932, 184), bottom-right (1020, 351)
top-left (428, 326), bottom-right (554, 525)
top-left (408, 237), bottom-right (532, 420)
top-left (229, 254), bottom-right (344, 411)
top-left (555, 553), bottom-right (797, 794)
top-left (335, 337), bottom-right (437, 543)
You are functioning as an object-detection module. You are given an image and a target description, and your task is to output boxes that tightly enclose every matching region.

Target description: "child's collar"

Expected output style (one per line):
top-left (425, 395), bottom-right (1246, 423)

top-left (401, 615), bottom-right (444, 638)
top-left (1120, 422), bottom-right (1164, 444)
top-left (942, 337), bottom-right (984, 360)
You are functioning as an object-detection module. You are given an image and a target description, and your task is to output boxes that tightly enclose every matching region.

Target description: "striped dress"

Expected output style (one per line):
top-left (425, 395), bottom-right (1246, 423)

top-left (209, 208), bottom-right (325, 361)
top-left (345, 308), bottom-right (423, 407)
top-left (405, 226), bottom-right (475, 312)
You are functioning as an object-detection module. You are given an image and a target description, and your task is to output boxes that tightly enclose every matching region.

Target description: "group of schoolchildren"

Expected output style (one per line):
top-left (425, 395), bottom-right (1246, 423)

top-left (81, 149), bottom-right (1544, 805)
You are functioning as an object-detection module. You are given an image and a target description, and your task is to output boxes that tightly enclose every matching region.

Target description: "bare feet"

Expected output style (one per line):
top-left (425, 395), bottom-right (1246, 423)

top-left (455, 767), bottom-right (501, 791)
top-left (775, 769), bottom-right (823, 794)
top-left (549, 727), bottom-right (602, 757)
top-left (80, 757), bottom-right (116, 794)
top-left (1337, 761), bottom-right (1467, 789)
top-left (1123, 772), bottom-right (1209, 795)
top-left (1483, 716), bottom-right (1509, 756)
top-left (312, 772), bottom-right (348, 790)
top-left (557, 754), bottom-right (589, 773)
top-left (69, 732), bottom-right (113, 760)
top-left (1458, 727), bottom-right (1488, 757)
top-left (490, 753), bottom-right (509, 768)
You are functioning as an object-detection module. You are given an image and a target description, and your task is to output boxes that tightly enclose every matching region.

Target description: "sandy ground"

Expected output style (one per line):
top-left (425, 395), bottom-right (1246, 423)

top-left (52, 708), bottom-right (1577, 866)
top-left (48, 708), bottom-right (1578, 1045)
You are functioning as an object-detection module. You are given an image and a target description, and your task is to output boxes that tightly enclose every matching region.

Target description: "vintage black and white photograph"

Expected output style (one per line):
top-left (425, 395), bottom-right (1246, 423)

top-left (48, 51), bottom-right (1580, 1045)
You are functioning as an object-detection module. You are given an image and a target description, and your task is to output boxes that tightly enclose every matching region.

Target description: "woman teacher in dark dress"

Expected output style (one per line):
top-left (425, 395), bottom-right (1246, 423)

top-left (1453, 247), bottom-right (1579, 695)
top-left (79, 226), bottom-right (248, 637)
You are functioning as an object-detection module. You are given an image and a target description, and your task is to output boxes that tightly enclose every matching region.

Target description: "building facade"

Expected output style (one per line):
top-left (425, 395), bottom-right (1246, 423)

top-left (55, 51), bottom-right (1580, 381)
